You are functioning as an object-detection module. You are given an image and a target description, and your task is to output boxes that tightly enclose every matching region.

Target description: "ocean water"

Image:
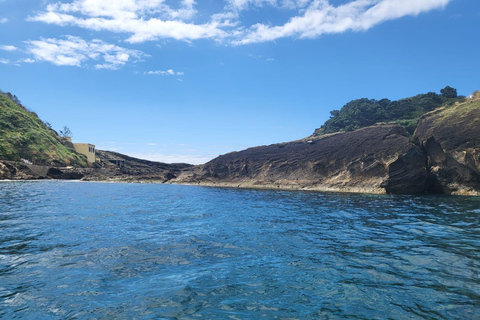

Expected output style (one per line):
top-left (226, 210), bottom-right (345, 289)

top-left (0, 181), bottom-right (479, 319)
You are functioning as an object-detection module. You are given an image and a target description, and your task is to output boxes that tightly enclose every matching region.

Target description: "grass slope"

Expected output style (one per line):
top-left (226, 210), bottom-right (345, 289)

top-left (0, 93), bottom-right (87, 167)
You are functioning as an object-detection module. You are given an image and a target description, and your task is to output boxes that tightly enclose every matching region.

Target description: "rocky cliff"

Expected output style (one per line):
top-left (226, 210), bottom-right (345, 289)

top-left (81, 150), bottom-right (192, 182)
top-left (172, 123), bottom-right (427, 194)
top-left (0, 150), bottom-right (191, 182)
top-left (173, 95), bottom-right (480, 196)
top-left (411, 95), bottom-right (480, 195)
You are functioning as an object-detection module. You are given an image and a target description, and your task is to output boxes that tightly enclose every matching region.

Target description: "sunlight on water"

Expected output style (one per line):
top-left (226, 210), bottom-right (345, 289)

top-left (0, 181), bottom-right (479, 319)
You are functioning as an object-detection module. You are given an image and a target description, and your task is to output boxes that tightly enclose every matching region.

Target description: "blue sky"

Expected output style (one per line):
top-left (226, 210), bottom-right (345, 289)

top-left (0, 0), bottom-right (479, 164)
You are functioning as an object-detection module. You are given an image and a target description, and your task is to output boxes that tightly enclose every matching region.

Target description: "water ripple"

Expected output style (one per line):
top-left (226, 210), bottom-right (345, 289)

top-left (0, 182), bottom-right (479, 319)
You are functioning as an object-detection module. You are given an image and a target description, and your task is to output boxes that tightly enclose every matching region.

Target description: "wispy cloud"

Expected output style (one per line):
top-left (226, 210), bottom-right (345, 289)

top-left (236, 0), bottom-right (452, 44)
top-left (28, 0), bottom-right (225, 44)
top-left (0, 58), bottom-right (9, 64)
top-left (128, 152), bottom-right (215, 165)
top-left (144, 69), bottom-right (184, 76)
top-left (0, 45), bottom-right (17, 51)
top-left (27, 0), bottom-right (452, 45)
top-left (19, 58), bottom-right (36, 63)
top-left (25, 35), bottom-right (146, 69)
top-left (0, 18), bottom-right (7, 24)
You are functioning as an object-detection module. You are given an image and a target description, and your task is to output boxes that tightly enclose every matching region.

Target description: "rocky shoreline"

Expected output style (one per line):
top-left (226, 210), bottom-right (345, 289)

top-left (2, 96), bottom-right (479, 196)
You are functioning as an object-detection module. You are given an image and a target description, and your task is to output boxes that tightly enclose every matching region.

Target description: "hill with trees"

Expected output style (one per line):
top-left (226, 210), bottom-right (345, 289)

top-left (0, 90), bottom-right (88, 167)
top-left (313, 86), bottom-right (464, 136)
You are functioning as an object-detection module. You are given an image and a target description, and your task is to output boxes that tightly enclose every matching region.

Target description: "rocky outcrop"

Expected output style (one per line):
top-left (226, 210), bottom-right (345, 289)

top-left (173, 96), bottom-right (480, 195)
top-left (380, 147), bottom-right (428, 194)
top-left (0, 161), bottom-right (38, 180)
top-left (413, 97), bottom-right (480, 195)
top-left (81, 150), bottom-right (192, 182)
top-left (172, 123), bottom-right (427, 194)
top-left (1, 150), bottom-right (191, 182)
top-left (47, 167), bottom-right (85, 180)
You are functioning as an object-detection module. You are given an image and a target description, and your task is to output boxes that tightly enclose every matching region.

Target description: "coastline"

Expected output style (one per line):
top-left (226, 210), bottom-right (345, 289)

top-left (2, 177), bottom-right (479, 197)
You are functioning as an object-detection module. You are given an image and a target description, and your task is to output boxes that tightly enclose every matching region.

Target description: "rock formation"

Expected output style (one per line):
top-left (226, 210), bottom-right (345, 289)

top-left (172, 123), bottom-right (427, 194)
top-left (81, 150), bottom-right (192, 182)
top-left (412, 96), bottom-right (480, 195)
top-left (173, 96), bottom-right (480, 196)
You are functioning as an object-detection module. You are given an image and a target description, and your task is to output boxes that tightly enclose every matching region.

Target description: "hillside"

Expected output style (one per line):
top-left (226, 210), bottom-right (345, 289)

top-left (0, 91), bottom-right (87, 167)
top-left (313, 86), bottom-right (464, 136)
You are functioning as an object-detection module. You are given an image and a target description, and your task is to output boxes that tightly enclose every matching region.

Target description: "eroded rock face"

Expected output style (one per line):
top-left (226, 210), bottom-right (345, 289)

top-left (0, 161), bottom-right (39, 180)
top-left (47, 168), bottom-right (85, 180)
top-left (81, 150), bottom-right (192, 182)
top-left (174, 123), bottom-right (426, 193)
top-left (381, 147), bottom-right (428, 194)
top-left (413, 98), bottom-right (480, 195)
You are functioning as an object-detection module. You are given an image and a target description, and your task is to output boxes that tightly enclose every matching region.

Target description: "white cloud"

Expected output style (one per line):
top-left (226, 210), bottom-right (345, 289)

top-left (19, 58), bottom-right (36, 63)
top-left (237, 0), bottom-right (452, 44)
top-left (144, 69), bottom-right (184, 76)
top-left (0, 58), bottom-right (9, 64)
top-left (28, 0), bottom-right (452, 45)
top-left (0, 45), bottom-right (17, 51)
top-left (0, 18), bottom-right (7, 24)
top-left (25, 35), bottom-right (146, 69)
top-left (28, 0), bottom-right (225, 44)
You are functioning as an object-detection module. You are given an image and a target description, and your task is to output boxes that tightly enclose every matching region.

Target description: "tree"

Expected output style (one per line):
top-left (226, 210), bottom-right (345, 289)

top-left (59, 126), bottom-right (72, 138)
top-left (440, 86), bottom-right (457, 98)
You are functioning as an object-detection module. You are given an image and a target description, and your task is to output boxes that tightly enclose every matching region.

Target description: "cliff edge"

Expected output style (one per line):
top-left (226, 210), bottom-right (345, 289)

top-left (411, 94), bottom-right (480, 195)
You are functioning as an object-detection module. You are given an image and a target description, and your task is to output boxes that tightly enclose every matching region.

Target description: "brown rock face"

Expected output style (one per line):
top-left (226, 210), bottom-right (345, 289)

top-left (173, 123), bottom-right (427, 193)
top-left (82, 150), bottom-right (192, 182)
top-left (413, 98), bottom-right (480, 195)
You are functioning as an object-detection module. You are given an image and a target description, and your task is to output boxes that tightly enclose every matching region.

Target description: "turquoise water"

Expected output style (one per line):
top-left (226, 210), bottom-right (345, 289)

top-left (1, 181), bottom-right (479, 319)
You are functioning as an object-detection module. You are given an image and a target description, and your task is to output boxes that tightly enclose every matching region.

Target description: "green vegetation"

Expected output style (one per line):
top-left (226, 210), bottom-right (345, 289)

top-left (314, 86), bottom-right (465, 136)
top-left (0, 91), bottom-right (88, 166)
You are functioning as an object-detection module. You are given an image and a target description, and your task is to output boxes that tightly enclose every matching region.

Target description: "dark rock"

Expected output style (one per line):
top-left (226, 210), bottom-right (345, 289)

top-left (414, 98), bottom-right (480, 195)
top-left (174, 123), bottom-right (425, 193)
top-left (47, 168), bottom-right (84, 180)
top-left (80, 150), bottom-right (192, 182)
top-left (381, 146), bottom-right (427, 194)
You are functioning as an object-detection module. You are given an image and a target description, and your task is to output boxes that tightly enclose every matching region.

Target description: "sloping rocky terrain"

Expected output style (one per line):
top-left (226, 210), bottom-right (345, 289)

top-left (172, 123), bottom-right (426, 194)
top-left (0, 150), bottom-right (191, 182)
top-left (81, 150), bottom-right (192, 182)
top-left (173, 95), bottom-right (480, 195)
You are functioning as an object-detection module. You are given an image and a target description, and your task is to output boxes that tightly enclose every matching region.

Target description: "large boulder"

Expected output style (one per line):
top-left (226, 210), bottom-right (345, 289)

top-left (413, 97), bottom-right (480, 195)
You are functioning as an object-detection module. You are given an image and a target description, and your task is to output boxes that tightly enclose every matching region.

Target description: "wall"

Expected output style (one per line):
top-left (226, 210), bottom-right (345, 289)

top-left (74, 143), bottom-right (96, 163)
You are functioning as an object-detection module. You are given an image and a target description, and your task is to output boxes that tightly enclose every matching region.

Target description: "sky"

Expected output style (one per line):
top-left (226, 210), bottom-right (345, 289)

top-left (0, 0), bottom-right (479, 164)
